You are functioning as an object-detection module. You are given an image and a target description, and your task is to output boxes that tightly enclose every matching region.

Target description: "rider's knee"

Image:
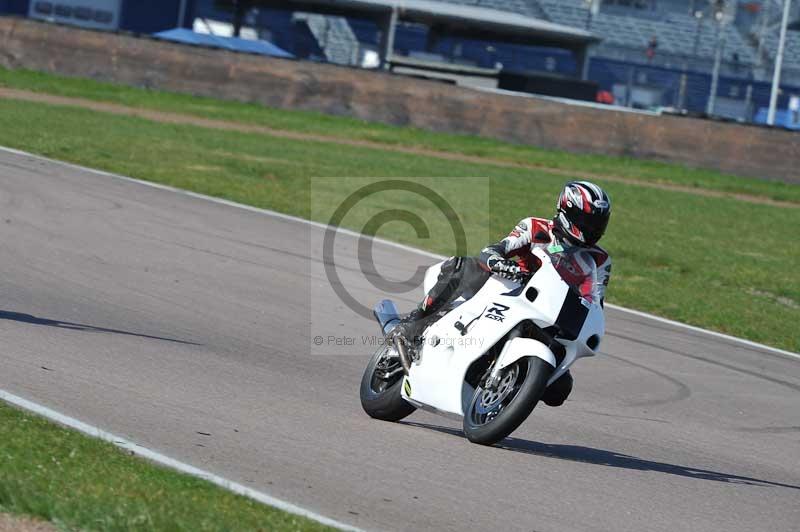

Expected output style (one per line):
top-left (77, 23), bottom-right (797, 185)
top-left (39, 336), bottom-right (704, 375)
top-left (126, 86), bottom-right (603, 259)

top-left (437, 257), bottom-right (469, 286)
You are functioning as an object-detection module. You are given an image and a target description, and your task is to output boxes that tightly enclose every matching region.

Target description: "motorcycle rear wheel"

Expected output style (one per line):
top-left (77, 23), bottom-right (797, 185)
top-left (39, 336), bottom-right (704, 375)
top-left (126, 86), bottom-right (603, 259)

top-left (360, 344), bottom-right (417, 422)
top-left (463, 357), bottom-right (552, 445)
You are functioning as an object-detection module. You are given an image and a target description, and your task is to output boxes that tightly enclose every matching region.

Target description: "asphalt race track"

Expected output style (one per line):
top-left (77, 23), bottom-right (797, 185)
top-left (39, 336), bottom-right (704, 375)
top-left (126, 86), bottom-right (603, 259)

top-left (1, 149), bottom-right (798, 532)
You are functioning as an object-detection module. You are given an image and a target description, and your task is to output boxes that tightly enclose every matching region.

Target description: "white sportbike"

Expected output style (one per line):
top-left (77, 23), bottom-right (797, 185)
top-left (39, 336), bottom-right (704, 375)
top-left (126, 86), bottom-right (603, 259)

top-left (360, 246), bottom-right (605, 445)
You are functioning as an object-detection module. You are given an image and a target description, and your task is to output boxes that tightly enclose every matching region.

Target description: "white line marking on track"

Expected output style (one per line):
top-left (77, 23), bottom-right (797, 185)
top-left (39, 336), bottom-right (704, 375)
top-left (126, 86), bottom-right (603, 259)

top-left (603, 304), bottom-right (800, 360)
top-left (0, 389), bottom-right (364, 532)
top-left (1, 145), bottom-right (796, 362)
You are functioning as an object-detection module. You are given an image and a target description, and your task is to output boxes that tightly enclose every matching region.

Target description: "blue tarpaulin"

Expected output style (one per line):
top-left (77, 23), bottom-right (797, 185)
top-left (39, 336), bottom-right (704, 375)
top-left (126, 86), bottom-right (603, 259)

top-left (753, 108), bottom-right (800, 130)
top-left (153, 28), bottom-right (294, 59)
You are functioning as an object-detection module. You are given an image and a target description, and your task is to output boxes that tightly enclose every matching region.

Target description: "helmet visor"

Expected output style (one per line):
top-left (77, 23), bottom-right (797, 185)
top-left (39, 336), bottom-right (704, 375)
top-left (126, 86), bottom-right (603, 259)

top-left (570, 209), bottom-right (610, 246)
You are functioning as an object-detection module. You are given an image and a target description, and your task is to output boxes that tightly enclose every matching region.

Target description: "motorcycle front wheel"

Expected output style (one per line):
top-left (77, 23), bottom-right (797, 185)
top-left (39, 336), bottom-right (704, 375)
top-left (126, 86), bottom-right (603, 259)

top-left (463, 357), bottom-right (552, 445)
top-left (360, 344), bottom-right (417, 422)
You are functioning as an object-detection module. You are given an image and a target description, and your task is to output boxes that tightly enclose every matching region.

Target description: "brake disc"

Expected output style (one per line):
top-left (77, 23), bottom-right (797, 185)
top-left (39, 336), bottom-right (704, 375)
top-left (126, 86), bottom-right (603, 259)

top-left (476, 364), bottom-right (519, 415)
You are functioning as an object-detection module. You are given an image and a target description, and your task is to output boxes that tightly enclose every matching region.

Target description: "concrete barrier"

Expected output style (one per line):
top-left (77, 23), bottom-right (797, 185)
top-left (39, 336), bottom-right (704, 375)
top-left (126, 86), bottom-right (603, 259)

top-left (0, 17), bottom-right (797, 182)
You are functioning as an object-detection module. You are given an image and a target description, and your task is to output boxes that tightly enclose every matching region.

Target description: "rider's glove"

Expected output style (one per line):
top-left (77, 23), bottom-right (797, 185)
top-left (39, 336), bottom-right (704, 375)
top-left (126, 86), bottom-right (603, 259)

top-left (488, 257), bottom-right (527, 282)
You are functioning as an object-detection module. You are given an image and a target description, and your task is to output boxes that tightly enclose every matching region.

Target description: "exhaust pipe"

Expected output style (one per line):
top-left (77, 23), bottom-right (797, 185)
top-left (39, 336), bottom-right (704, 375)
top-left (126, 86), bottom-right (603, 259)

top-left (393, 336), bottom-right (412, 375)
top-left (373, 299), bottom-right (401, 336)
top-left (374, 300), bottom-right (411, 375)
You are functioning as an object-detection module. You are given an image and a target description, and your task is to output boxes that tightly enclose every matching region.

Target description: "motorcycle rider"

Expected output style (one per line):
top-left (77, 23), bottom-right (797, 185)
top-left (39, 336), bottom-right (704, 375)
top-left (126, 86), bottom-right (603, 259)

top-left (389, 181), bottom-right (612, 407)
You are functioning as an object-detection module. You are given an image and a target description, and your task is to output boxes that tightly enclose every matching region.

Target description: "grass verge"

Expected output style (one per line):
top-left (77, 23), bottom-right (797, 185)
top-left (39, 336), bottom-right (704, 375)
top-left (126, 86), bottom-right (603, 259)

top-left (0, 402), bottom-right (332, 531)
top-left (1, 66), bottom-right (799, 204)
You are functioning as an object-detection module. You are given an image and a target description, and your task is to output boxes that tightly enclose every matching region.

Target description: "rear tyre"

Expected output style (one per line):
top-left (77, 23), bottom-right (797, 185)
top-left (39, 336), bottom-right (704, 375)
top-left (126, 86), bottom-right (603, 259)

top-left (360, 344), bottom-right (416, 422)
top-left (463, 357), bottom-right (552, 445)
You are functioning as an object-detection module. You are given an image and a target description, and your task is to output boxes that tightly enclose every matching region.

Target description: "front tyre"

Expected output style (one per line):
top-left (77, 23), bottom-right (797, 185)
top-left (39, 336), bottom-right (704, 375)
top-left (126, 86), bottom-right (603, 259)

top-left (463, 357), bottom-right (552, 445)
top-left (360, 344), bottom-right (416, 422)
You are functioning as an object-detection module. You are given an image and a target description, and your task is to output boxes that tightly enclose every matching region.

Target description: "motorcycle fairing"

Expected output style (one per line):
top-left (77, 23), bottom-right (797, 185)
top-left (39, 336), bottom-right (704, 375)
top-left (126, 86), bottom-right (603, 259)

top-left (402, 251), bottom-right (605, 417)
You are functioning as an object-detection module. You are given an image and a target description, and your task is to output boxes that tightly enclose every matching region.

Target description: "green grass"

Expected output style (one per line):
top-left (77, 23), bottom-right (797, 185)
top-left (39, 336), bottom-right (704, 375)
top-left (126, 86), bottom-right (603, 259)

top-left (0, 97), bottom-right (796, 353)
top-left (0, 402), bottom-right (332, 531)
top-left (2, 66), bottom-right (799, 204)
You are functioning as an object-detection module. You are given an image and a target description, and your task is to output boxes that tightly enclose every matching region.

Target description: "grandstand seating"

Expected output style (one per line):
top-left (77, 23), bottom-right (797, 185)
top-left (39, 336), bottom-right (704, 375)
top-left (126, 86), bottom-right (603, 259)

top-left (350, 1), bottom-right (762, 73)
top-left (242, 1), bottom-right (793, 83)
top-left (762, 30), bottom-right (800, 71)
top-left (293, 13), bottom-right (359, 65)
top-left (537, 0), bottom-right (756, 65)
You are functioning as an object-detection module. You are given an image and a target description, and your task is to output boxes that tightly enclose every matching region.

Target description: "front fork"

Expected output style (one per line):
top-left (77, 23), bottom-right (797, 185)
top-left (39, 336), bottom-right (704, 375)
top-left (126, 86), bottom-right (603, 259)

top-left (485, 328), bottom-right (522, 390)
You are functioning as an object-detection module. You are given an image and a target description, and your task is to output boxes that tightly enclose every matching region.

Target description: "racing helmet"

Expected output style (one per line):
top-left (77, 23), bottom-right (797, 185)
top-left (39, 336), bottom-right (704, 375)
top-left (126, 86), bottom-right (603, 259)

top-left (554, 181), bottom-right (611, 247)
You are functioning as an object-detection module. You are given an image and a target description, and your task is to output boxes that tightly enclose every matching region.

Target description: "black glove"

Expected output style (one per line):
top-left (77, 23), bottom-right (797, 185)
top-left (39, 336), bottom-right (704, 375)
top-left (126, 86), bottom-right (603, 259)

top-left (488, 258), bottom-right (528, 282)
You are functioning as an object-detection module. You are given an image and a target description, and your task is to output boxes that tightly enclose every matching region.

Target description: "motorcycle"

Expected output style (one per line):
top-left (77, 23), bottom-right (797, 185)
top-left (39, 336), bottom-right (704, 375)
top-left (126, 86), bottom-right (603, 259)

top-left (360, 246), bottom-right (605, 445)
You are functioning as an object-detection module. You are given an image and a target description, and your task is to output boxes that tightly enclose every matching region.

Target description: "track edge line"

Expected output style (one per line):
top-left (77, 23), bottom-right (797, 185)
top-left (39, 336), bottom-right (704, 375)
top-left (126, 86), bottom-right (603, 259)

top-left (0, 389), bottom-right (364, 532)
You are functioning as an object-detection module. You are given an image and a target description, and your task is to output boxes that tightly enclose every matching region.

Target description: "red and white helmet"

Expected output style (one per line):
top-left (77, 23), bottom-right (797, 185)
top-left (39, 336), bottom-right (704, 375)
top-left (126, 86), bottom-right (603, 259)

top-left (554, 181), bottom-right (611, 247)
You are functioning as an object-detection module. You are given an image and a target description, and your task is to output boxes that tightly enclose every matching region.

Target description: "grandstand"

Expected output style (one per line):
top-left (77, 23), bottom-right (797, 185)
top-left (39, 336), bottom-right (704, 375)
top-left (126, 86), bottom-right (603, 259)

top-left (284, 1), bottom-right (796, 85)
top-left (762, 27), bottom-right (800, 70)
top-left (3, 0), bottom-right (799, 123)
top-left (293, 13), bottom-right (360, 64)
top-left (539, 0), bottom-right (757, 66)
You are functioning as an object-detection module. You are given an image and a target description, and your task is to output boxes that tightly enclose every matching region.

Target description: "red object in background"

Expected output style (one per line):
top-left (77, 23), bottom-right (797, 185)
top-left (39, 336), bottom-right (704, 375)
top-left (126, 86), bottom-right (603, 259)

top-left (743, 2), bottom-right (761, 13)
top-left (596, 90), bottom-right (614, 105)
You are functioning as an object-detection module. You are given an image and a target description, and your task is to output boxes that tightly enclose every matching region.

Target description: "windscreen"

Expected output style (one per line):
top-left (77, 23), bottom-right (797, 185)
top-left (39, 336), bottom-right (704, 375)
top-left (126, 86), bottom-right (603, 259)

top-left (546, 245), bottom-right (599, 304)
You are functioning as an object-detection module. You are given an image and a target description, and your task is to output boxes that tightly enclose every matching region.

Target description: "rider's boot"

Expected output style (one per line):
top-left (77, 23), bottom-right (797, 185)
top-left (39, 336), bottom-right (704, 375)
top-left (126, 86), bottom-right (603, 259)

top-left (389, 308), bottom-right (430, 346)
top-left (541, 370), bottom-right (573, 407)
